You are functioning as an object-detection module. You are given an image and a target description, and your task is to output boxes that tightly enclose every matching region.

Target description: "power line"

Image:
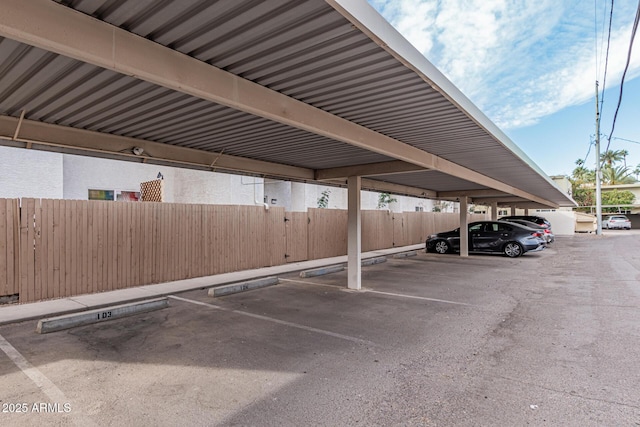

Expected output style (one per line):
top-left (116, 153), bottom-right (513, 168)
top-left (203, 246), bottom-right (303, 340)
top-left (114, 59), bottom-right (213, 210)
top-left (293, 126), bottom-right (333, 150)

top-left (584, 136), bottom-right (595, 163)
top-left (602, 0), bottom-right (640, 164)
top-left (611, 136), bottom-right (640, 145)
top-left (599, 0), bottom-right (615, 112)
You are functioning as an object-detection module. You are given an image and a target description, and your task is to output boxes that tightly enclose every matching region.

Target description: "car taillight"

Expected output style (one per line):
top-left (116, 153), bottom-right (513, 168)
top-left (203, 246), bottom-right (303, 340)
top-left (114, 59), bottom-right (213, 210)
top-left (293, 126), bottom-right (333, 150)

top-left (544, 229), bottom-right (551, 234)
top-left (532, 232), bottom-right (542, 238)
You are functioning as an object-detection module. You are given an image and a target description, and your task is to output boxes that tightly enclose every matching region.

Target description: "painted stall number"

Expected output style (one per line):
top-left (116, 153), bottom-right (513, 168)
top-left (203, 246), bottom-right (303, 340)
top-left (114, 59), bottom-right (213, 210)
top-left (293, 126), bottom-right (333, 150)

top-left (97, 311), bottom-right (112, 320)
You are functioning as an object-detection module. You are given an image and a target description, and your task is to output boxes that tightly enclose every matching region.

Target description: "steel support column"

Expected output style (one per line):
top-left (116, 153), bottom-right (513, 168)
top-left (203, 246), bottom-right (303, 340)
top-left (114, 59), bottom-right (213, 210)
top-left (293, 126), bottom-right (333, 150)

top-left (347, 176), bottom-right (362, 290)
top-left (491, 202), bottom-right (498, 221)
top-left (459, 197), bottom-right (469, 257)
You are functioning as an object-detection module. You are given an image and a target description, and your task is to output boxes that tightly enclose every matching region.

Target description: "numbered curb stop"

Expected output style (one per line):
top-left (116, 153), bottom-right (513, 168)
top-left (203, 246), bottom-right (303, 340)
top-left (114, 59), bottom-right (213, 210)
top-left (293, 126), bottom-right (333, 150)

top-left (36, 298), bottom-right (170, 334)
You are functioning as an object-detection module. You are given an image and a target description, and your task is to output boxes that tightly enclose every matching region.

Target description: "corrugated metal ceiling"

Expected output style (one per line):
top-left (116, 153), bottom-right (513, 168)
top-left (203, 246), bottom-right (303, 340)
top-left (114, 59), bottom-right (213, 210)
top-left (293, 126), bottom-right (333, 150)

top-left (0, 0), bottom-right (573, 206)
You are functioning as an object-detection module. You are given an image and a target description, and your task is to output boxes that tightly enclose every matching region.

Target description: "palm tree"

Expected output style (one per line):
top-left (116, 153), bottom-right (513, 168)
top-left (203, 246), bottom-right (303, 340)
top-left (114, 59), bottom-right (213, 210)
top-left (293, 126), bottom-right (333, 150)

top-left (620, 149), bottom-right (629, 168)
top-left (602, 165), bottom-right (635, 185)
top-left (633, 164), bottom-right (640, 181)
top-left (572, 159), bottom-right (594, 182)
top-left (600, 149), bottom-right (625, 167)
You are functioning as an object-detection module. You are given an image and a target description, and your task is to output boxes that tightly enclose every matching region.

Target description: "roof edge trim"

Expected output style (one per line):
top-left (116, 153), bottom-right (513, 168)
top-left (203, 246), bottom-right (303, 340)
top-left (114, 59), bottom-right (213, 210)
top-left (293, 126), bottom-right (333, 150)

top-left (327, 0), bottom-right (574, 205)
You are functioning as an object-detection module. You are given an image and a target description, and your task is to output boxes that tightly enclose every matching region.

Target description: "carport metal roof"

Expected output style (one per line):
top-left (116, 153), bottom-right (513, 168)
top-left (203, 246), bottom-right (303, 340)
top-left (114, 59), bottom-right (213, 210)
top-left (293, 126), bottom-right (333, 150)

top-left (0, 0), bottom-right (575, 209)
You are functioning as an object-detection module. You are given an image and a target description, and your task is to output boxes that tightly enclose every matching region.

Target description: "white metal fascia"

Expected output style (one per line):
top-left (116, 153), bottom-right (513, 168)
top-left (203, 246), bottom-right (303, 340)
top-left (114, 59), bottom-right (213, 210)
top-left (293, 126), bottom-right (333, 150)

top-left (0, 0), bottom-right (556, 207)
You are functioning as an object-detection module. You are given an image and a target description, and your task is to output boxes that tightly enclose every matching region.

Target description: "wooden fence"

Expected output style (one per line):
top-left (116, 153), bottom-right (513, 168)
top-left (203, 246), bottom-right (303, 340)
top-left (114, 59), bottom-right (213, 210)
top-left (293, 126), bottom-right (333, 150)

top-left (0, 199), bottom-right (487, 304)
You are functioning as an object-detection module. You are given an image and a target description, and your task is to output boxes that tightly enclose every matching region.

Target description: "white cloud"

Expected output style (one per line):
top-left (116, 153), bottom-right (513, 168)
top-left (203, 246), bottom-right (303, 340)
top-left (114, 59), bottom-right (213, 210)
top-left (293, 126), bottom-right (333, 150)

top-left (369, 0), bottom-right (640, 129)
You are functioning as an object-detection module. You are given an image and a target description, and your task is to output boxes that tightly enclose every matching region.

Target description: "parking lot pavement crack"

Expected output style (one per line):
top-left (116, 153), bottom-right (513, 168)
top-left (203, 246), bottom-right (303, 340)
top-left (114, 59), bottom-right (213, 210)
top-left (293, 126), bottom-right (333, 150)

top-left (493, 374), bottom-right (640, 411)
top-left (168, 295), bottom-right (380, 348)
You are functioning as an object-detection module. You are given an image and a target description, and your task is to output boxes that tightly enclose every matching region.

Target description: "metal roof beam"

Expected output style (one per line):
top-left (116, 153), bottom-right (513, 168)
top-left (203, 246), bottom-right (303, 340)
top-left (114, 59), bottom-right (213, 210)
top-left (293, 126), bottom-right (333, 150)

top-left (438, 189), bottom-right (512, 198)
top-left (316, 160), bottom-right (426, 180)
top-left (0, 115), bottom-right (439, 199)
top-left (473, 197), bottom-right (530, 204)
top-left (0, 115), bottom-right (314, 180)
top-left (0, 0), bottom-right (556, 207)
top-left (324, 178), bottom-right (437, 199)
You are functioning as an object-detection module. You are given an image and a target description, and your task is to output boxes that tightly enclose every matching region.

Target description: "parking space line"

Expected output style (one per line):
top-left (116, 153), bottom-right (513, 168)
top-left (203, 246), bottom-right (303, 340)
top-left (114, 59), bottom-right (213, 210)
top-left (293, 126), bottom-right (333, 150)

top-left (280, 278), bottom-right (476, 307)
top-left (0, 333), bottom-right (95, 426)
top-left (279, 277), bottom-right (345, 289)
top-left (363, 290), bottom-right (476, 306)
top-left (168, 295), bottom-right (378, 347)
top-left (169, 295), bottom-right (223, 309)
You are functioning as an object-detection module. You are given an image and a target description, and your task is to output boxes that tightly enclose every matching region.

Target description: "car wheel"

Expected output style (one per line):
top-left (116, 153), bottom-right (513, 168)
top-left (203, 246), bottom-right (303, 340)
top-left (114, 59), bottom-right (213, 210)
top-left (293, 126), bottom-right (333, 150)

top-left (503, 242), bottom-right (523, 258)
top-left (434, 240), bottom-right (449, 254)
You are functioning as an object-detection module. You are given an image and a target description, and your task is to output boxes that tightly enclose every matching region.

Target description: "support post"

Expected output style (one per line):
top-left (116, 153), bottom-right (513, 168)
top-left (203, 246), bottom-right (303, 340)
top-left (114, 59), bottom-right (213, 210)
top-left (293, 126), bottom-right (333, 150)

top-left (595, 81), bottom-right (603, 235)
top-left (491, 202), bottom-right (498, 221)
top-left (459, 197), bottom-right (469, 257)
top-left (510, 206), bottom-right (516, 216)
top-left (347, 176), bottom-right (361, 290)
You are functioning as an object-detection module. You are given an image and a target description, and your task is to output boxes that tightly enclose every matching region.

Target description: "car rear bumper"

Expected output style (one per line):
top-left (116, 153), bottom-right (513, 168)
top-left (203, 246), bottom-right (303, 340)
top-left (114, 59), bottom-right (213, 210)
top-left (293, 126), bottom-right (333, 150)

top-left (523, 242), bottom-right (546, 253)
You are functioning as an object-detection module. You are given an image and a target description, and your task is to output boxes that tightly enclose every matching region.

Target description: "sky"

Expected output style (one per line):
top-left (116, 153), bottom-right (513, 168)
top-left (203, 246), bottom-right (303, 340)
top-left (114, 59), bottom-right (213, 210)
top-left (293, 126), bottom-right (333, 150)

top-left (369, 0), bottom-right (640, 177)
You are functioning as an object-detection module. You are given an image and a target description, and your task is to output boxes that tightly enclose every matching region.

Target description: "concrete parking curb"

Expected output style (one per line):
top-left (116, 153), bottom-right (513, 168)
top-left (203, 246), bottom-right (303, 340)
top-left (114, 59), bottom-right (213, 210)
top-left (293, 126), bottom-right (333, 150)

top-left (300, 264), bottom-right (344, 278)
top-left (36, 298), bottom-right (169, 334)
top-left (393, 251), bottom-right (418, 259)
top-left (361, 256), bottom-right (387, 266)
top-left (208, 277), bottom-right (279, 297)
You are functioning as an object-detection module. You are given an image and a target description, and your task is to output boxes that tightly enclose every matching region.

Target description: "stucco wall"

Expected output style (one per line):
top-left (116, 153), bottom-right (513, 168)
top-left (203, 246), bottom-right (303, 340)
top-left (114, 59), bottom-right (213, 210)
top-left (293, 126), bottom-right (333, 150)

top-left (62, 154), bottom-right (264, 205)
top-left (0, 146), bottom-right (63, 199)
top-left (2, 147), bottom-right (434, 211)
top-left (63, 154), bottom-right (177, 201)
top-left (266, 180), bottom-right (435, 212)
top-left (173, 170), bottom-right (263, 205)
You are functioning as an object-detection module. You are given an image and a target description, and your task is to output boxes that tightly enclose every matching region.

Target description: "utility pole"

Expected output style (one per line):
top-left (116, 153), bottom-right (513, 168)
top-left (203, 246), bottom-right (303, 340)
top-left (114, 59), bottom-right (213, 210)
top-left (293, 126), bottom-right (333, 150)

top-left (594, 81), bottom-right (602, 235)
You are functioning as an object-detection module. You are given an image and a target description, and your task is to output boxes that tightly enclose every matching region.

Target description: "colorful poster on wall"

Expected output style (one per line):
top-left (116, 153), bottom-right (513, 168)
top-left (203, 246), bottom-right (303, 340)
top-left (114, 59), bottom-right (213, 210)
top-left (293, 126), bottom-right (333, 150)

top-left (88, 189), bottom-right (114, 201)
top-left (116, 191), bottom-right (141, 202)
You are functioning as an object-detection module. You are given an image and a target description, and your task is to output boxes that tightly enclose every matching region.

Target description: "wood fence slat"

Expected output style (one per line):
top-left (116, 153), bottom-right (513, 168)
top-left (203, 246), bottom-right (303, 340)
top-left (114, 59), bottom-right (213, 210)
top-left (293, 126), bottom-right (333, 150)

top-left (93, 201), bottom-right (101, 294)
top-left (52, 200), bottom-right (60, 298)
top-left (135, 202), bottom-right (143, 287)
top-left (144, 202), bottom-right (153, 284)
top-left (118, 202), bottom-right (126, 289)
top-left (81, 200), bottom-right (89, 296)
top-left (0, 199), bottom-right (7, 297)
top-left (44, 199), bottom-right (55, 299)
top-left (10, 200), bottom-right (18, 297)
top-left (125, 202), bottom-right (133, 288)
top-left (107, 201), bottom-right (115, 291)
top-left (34, 199), bottom-right (43, 301)
top-left (20, 199), bottom-right (34, 303)
top-left (63, 200), bottom-right (71, 297)
top-left (89, 201), bottom-right (95, 294)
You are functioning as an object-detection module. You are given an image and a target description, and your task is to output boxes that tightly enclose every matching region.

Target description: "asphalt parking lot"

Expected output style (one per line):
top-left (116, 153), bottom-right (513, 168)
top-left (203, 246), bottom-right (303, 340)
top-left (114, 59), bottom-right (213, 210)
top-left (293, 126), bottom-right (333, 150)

top-left (1, 232), bottom-right (639, 426)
